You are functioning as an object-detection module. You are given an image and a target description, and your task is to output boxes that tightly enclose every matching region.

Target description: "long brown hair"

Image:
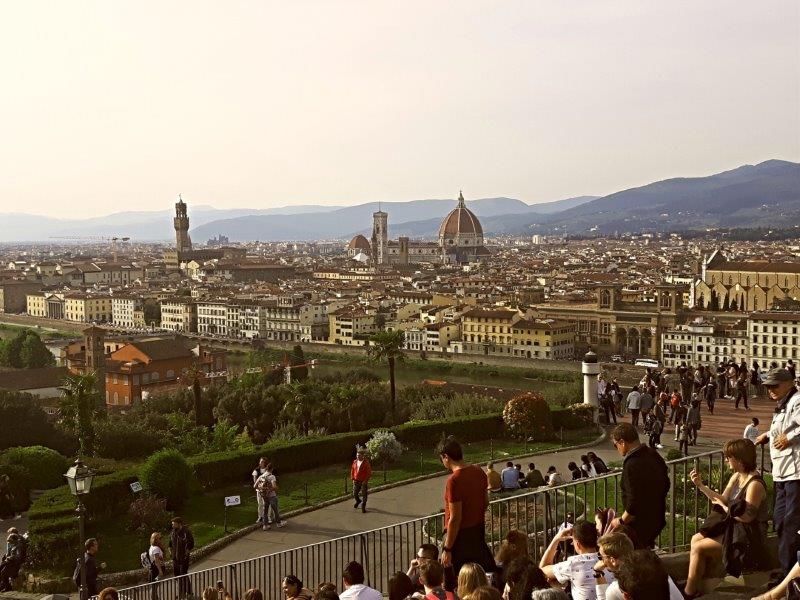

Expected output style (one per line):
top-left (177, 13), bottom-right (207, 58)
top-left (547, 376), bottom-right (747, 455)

top-left (495, 530), bottom-right (529, 564)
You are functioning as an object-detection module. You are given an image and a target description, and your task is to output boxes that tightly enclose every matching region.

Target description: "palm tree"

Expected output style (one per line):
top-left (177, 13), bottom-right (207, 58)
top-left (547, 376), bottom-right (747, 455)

top-left (367, 329), bottom-right (405, 416)
top-left (59, 372), bottom-right (100, 456)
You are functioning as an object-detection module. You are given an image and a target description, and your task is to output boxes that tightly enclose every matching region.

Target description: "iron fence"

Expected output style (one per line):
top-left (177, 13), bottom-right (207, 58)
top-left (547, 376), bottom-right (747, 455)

top-left (116, 448), bottom-right (770, 600)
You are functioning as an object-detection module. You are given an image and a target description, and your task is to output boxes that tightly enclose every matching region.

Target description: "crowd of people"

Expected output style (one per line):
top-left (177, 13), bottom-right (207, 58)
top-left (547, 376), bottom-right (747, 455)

top-left (485, 453), bottom-right (609, 494)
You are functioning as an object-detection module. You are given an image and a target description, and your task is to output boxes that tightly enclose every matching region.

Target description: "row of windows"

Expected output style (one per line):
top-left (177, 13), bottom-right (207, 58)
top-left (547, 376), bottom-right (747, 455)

top-left (752, 325), bottom-right (799, 333)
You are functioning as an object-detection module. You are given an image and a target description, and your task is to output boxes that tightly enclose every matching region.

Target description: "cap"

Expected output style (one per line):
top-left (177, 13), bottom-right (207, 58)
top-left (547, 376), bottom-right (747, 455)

top-left (762, 368), bottom-right (794, 386)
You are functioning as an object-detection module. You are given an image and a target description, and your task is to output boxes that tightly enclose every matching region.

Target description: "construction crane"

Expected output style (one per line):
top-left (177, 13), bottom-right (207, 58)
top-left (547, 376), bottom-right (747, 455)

top-left (48, 235), bottom-right (131, 261)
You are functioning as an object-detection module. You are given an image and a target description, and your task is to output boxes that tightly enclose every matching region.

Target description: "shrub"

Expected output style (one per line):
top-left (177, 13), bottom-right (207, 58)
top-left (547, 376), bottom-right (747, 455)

top-left (129, 493), bottom-right (171, 532)
top-left (0, 390), bottom-right (78, 454)
top-left (366, 430), bottom-right (403, 468)
top-left (503, 392), bottom-right (554, 440)
top-left (666, 449), bottom-right (684, 461)
top-left (410, 393), bottom-right (500, 421)
top-left (556, 404), bottom-right (595, 430)
top-left (0, 463), bottom-right (31, 518)
top-left (0, 445), bottom-right (70, 490)
top-left (95, 421), bottom-right (164, 459)
top-left (140, 449), bottom-right (193, 510)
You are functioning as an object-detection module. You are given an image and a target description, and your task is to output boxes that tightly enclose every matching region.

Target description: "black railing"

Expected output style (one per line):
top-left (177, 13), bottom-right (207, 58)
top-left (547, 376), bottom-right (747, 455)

top-left (116, 448), bottom-right (770, 600)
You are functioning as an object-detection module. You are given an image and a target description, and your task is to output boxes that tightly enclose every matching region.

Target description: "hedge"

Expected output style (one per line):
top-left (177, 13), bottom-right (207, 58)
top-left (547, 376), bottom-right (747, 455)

top-left (26, 406), bottom-right (589, 569)
top-left (0, 445), bottom-right (70, 490)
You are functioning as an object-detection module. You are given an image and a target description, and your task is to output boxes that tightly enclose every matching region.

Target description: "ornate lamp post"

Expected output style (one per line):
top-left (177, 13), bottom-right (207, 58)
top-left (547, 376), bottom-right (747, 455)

top-left (64, 458), bottom-right (95, 600)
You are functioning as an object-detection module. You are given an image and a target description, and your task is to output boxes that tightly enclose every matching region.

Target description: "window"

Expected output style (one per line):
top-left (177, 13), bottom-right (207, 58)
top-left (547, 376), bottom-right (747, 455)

top-left (151, 371), bottom-right (159, 381)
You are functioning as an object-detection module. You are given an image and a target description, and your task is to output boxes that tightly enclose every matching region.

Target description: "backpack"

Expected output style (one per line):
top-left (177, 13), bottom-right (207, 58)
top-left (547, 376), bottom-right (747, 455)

top-left (140, 550), bottom-right (152, 570)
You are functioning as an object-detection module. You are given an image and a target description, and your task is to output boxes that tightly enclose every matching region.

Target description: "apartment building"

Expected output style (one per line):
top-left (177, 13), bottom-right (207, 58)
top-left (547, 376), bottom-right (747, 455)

top-left (264, 297), bottom-right (302, 342)
top-left (64, 293), bottom-right (113, 323)
top-left (424, 322), bottom-right (461, 353)
top-left (461, 307), bottom-right (522, 356)
top-left (160, 298), bottom-right (197, 333)
top-left (511, 318), bottom-right (575, 360)
top-left (748, 311), bottom-right (800, 369)
top-left (661, 321), bottom-right (749, 368)
top-left (197, 299), bottom-right (231, 336)
top-left (328, 307), bottom-right (378, 346)
top-left (112, 296), bottom-right (143, 329)
top-left (299, 302), bottom-right (329, 342)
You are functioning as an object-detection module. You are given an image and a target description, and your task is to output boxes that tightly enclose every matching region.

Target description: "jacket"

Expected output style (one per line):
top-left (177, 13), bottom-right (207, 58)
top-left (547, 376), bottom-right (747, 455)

top-left (170, 527), bottom-right (195, 563)
top-left (722, 478), bottom-right (769, 577)
top-left (351, 458), bottom-right (373, 482)
top-left (621, 445), bottom-right (670, 544)
top-left (769, 389), bottom-right (800, 482)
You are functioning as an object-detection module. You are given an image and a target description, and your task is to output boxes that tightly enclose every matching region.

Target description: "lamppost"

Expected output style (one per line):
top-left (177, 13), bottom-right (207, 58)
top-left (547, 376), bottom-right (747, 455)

top-left (64, 458), bottom-right (95, 600)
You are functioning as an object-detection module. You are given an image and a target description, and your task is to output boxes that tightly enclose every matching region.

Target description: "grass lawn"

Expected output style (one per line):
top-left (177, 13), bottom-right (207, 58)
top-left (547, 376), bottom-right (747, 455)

top-left (0, 322), bottom-right (75, 340)
top-left (92, 428), bottom-right (598, 572)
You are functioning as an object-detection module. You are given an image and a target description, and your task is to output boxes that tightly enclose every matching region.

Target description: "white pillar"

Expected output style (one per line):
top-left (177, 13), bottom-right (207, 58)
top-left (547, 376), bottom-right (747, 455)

top-left (582, 350), bottom-right (600, 423)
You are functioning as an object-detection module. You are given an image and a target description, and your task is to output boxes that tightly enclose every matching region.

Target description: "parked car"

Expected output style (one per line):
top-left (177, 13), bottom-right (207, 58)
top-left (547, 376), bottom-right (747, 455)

top-left (611, 354), bottom-right (623, 363)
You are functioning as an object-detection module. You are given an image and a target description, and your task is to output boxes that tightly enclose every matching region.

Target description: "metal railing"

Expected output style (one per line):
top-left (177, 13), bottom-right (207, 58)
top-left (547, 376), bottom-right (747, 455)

top-left (117, 448), bottom-right (770, 600)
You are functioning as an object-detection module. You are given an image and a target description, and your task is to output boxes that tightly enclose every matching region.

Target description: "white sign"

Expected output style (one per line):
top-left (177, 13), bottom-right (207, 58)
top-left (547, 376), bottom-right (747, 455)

top-left (224, 495), bottom-right (241, 507)
top-left (130, 482), bottom-right (143, 493)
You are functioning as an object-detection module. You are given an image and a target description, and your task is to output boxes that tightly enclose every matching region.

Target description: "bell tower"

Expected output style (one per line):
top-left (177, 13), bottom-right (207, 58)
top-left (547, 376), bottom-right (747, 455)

top-left (371, 206), bottom-right (388, 265)
top-left (83, 325), bottom-right (107, 405)
top-left (174, 194), bottom-right (193, 254)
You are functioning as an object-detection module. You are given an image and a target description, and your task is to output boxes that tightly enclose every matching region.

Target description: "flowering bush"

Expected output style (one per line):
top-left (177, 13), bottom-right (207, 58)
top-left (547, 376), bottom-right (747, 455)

top-left (502, 392), bottom-right (554, 440)
top-left (366, 430), bottom-right (404, 472)
top-left (129, 493), bottom-right (171, 533)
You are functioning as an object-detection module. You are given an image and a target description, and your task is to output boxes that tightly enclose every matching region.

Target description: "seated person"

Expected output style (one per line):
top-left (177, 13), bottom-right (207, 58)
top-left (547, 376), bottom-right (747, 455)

top-left (615, 550), bottom-right (670, 600)
top-left (501, 462), bottom-right (520, 491)
top-left (753, 559), bottom-right (800, 600)
top-left (406, 544), bottom-right (439, 591)
top-left (539, 520), bottom-right (612, 600)
top-left (684, 439), bottom-right (768, 598)
top-left (525, 463), bottom-right (545, 488)
top-left (486, 463), bottom-right (502, 493)
top-left (546, 467), bottom-right (564, 487)
top-left (593, 532), bottom-right (682, 600)
top-left (418, 560), bottom-right (456, 600)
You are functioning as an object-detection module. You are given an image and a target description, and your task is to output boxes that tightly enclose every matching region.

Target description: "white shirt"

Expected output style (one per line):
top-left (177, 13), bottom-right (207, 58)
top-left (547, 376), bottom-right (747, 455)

top-left (598, 575), bottom-right (683, 600)
top-left (770, 389), bottom-right (800, 482)
top-left (255, 472), bottom-right (277, 497)
top-left (551, 552), bottom-right (611, 600)
top-left (148, 545), bottom-right (164, 563)
top-left (339, 584), bottom-right (382, 600)
top-left (743, 423), bottom-right (760, 443)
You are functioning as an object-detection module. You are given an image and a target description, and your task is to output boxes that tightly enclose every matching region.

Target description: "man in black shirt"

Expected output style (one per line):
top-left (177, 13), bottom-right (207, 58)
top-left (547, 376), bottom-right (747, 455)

top-left (610, 423), bottom-right (670, 549)
top-left (170, 517), bottom-right (195, 598)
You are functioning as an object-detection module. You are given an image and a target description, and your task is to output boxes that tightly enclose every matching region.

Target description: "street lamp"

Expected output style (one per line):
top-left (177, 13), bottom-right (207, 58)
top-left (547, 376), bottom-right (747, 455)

top-left (65, 458), bottom-right (94, 600)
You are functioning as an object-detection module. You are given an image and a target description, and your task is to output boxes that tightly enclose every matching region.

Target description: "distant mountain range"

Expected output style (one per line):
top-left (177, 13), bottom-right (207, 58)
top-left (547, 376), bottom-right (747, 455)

top-left (0, 160), bottom-right (797, 242)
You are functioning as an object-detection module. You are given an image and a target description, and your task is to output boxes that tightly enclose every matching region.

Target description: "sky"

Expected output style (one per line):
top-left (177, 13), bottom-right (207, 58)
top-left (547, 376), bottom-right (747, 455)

top-left (1, 1), bottom-right (798, 219)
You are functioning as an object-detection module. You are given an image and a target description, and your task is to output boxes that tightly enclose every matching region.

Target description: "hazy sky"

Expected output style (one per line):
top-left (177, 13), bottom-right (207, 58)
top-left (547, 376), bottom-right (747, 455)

top-left (1, 1), bottom-right (798, 218)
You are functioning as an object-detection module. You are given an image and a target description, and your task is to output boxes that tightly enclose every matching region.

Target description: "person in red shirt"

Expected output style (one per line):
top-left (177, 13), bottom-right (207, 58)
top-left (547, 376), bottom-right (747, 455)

top-left (438, 436), bottom-right (496, 591)
top-left (351, 445), bottom-right (373, 513)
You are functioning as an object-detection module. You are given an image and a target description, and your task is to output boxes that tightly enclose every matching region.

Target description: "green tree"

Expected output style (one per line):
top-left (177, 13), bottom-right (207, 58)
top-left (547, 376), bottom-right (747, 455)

top-left (290, 345), bottom-right (309, 381)
top-left (143, 300), bottom-right (161, 327)
top-left (183, 363), bottom-right (205, 427)
top-left (59, 372), bottom-right (100, 456)
top-left (502, 391), bottom-right (554, 440)
top-left (709, 290), bottom-right (719, 311)
top-left (368, 329), bottom-right (405, 416)
top-left (20, 333), bottom-right (55, 368)
top-left (365, 430), bottom-right (403, 483)
top-left (0, 390), bottom-right (77, 454)
top-left (0, 331), bottom-right (25, 368)
top-left (140, 448), bottom-right (193, 509)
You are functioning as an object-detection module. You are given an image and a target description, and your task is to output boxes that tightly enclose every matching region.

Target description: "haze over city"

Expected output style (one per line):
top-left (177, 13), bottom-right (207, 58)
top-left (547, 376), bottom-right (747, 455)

top-left (1, 1), bottom-right (798, 218)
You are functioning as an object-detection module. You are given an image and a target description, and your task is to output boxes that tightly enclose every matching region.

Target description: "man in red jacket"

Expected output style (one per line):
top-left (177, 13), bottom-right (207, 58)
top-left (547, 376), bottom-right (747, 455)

top-left (351, 445), bottom-right (372, 513)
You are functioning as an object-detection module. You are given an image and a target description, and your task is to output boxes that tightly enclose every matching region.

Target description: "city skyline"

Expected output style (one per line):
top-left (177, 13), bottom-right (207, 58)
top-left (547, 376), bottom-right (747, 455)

top-left (1, 1), bottom-right (798, 218)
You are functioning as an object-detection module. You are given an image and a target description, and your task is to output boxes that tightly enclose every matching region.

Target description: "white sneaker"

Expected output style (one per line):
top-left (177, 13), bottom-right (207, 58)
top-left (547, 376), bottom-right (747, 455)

top-left (277, 521), bottom-right (286, 528)
top-left (262, 525), bottom-right (267, 531)
top-left (656, 444), bottom-right (664, 449)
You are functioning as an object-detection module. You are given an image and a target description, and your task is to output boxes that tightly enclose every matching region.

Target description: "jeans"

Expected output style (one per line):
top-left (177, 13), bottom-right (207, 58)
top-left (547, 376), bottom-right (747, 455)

top-left (267, 495), bottom-right (281, 524)
top-left (354, 480), bottom-right (368, 510)
top-left (735, 389), bottom-right (749, 409)
top-left (602, 403), bottom-right (617, 424)
top-left (630, 408), bottom-right (640, 428)
top-left (774, 480), bottom-right (800, 576)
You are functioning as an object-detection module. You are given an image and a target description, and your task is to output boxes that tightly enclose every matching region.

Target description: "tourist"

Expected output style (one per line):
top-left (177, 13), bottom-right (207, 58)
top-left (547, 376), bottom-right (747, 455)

top-left (587, 452), bottom-right (608, 475)
top-left (755, 367), bottom-right (800, 581)
top-left (514, 464), bottom-right (525, 488)
top-left (751, 361), bottom-right (762, 398)
top-left (716, 363), bottom-right (728, 398)
top-left (244, 589), bottom-right (264, 600)
top-left (568, 461), bottom-right (583, 481)
top-left (580, 455), bottom-right (597, 478)
top-left (626, 387), bottom-right (641, 428)
top-left (388, 572), bottom-right (415, 600)
top-left (684, 439), bottom-right (768, 597)
top-left (437, 436), bottom-right (495, 591)
top-left (73, 537), bottom-right (104, 598)
top-left (486, 463), bottom-right (502, 493)
top-left (316, 582), bottom-right (339, 600)
top-left (594, 508), bottom-right (616, 537)
top-left (610, 423), bottom-right (670, 549)
top-left (734, 370), bottom-right (750, 410)
top-left (524, 463), bottom-right (545, 488)
top-left (351, 445), bottom-right (373, 514)
top-left (753, 560), bottom-right (800, 600)
top-left (469, 586), bottom-right (502, 600)
top-left (494, 530), bottom-right (529, 590)
top-left (593, 531), bottom-right (682, 600)
top-left (677, 422), bottom-right (689, 456)
top-left (255, 462), bottom-right (286, 528)
top-left (615, 550), bottom-right (670, 600)
top-left (546, 466), bottom-right (564, 487)
top-left (668, 391), bottom-right (681, 425)
top-left (407, 544), bottom-right (439, 591)
top-left (202, 587), bottom-right (220, 600)
top-left (540, 520), bottom-right (610, 600)
top-left (147, 532), bottom-right (166, 583)
top-left (787, 359), bottom-right (796, 380)
top-left (743, 417), bottom-right (760, 443)
top-left (648, 413), bottom-right (663, 450)
top-left (502, 556), bottom-right (548, 600)
top-left (170, 517), bottom-right (195, 597)
top-left (597, 374), bottom-right (607, 403)
top-left (703, 379), bottom-right (717, 415)
top-left (251, 457), bottom-right (269, 523)
top-left (282, 575), bottom-right (314, 600)
top-left (501, 462), bottom-right (520, 491)
top-left (639, 386), bottom-right (654, 421)
top-left (530, 590), bottom-right (568, 600)
top-left (601, 390), bottom-right (617, 425)
top-left (340, 562), bottom-right (382, 600)
top-left (419, 560), bottom-right (456, 600)
top-left (0, 533), bottom-right (23, 592)
top-left (98, 587), bottom-right (119, 600)
top-left (456, 563), bottom-right (488, 600)
top-left (610, 379), bottom-right (623, 416)
top-left (685, 398), bottom-right (701, 445)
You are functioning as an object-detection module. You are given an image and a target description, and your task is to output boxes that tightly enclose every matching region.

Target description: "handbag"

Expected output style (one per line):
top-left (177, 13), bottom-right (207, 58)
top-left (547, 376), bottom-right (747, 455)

top-left (699, 503), bottom-right (728, 537)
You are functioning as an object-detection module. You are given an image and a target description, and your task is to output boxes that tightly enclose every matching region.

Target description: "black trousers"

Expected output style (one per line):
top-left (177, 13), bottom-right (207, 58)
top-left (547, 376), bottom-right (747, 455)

top-left (735, 389), bottom-right (749, 409)
top-left (630, 409), bottom-right (640, 427)
top-left (602, 403), bottom-right (617, 424)
top-left (443, 524), bottom-right (496, 591)
top-left (174, 560), bottom-right (192, 597)
top-left (353, 480), bottom-right (368, 510)
top-left (774, 480), bottom-right (800, 576)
